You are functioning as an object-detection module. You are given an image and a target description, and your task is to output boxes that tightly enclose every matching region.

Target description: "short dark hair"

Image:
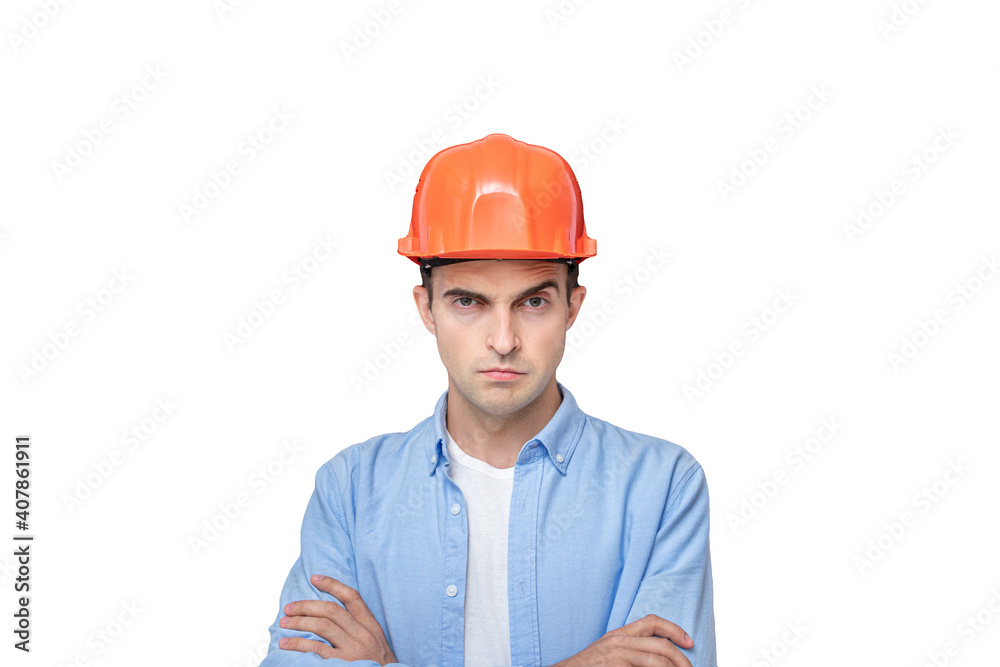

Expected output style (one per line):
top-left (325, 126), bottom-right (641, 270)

top-left (421, 261), bottom-right (579, 310)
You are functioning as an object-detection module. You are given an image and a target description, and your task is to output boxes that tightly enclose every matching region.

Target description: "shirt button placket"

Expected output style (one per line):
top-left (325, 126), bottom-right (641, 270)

top-left (441, 484), bottom-right (467, 667)
top-left (445, 499), bottom-right (460, 598)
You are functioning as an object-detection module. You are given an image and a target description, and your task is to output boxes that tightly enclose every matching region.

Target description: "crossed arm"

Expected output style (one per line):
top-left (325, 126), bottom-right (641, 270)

top-left (279, 575), bottom-right (695, 667)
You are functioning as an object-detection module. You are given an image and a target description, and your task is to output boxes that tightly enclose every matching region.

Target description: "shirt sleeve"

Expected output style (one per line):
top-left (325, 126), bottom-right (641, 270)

top-left (258, 459), bottom-right (410, 667)
top-left (624, 463), bottom-right (718, 667)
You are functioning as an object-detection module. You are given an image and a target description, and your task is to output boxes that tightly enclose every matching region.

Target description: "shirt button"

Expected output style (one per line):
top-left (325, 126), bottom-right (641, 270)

top-left (430, 455), bottom-right (437, 464)
top-left (446, 585), bottom-right (457, 597)
top-left (555, 453), bottom-right (564, 463)
top-left (450, 503), bottom-right (461, 515)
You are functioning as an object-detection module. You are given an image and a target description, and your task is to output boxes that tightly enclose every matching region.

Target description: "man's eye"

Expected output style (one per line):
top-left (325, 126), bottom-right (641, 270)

top-left (457, 297), bottom-right (474, 307)
top-left (526, 297), bottom-right (545, 308)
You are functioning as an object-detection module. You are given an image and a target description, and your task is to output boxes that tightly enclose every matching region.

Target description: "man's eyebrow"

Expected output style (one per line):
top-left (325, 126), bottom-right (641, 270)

top-left (440, 279), bottom-right (561, 305)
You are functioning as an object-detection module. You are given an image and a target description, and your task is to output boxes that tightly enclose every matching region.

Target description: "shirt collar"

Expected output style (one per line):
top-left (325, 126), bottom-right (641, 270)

top-left (427, 380), bottom-right (586, 477)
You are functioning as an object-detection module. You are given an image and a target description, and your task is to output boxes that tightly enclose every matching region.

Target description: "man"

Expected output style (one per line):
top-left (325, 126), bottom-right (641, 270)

top-left (260, 133), bottom-right (717, 667)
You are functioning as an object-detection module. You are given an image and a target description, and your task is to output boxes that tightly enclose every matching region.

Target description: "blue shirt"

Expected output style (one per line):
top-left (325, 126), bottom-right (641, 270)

top-left (261, 382), bottom-right (717, 667)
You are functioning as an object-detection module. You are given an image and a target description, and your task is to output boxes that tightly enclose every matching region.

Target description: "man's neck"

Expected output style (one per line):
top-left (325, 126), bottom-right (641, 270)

top-left (445, 378), bottom-right (562, 469)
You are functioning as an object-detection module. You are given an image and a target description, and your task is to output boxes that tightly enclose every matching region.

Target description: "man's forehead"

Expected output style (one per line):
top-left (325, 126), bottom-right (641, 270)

top-left (435, 260), bottom-right (565, 292)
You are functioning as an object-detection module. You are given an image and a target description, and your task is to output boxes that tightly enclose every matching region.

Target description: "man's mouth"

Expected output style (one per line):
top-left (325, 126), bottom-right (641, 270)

top-left (481, 368), bottom-right (524, 381)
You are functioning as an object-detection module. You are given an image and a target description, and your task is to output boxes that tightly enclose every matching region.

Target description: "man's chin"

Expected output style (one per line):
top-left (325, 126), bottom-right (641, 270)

top-left (472, 380), bottom-right (544, 413)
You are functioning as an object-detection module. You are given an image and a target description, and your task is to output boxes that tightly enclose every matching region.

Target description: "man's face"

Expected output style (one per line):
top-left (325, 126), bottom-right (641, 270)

top-left (413, 260), bottom-right (586, 419)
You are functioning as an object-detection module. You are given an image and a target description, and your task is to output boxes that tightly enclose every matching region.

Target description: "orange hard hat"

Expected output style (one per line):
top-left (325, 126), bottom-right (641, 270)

top-left (398, 133), bottom-right (596, 268)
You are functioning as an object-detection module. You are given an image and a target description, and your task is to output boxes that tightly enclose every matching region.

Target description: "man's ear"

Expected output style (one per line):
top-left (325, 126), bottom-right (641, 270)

top-left (413, 286), bottom-right (436, 336)
top-left (565, 285), bottom-right (587, 331)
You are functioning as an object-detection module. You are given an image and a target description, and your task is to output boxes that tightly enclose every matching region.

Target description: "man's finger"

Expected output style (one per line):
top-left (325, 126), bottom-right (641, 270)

top-left (311, 575), bottom-right (389, 642)
top-left (621, 636), bottom-right (694, 667)
top-left (281, 609), bottom-right (351, 648)
top-left (279, 635), bottom-right (338, 659)
top-left (284, 597), bottom-right (351, 626)
top-left (283, 596), bottom-right (360, 647)
top-left (612, 614), bottom-right (694, 648)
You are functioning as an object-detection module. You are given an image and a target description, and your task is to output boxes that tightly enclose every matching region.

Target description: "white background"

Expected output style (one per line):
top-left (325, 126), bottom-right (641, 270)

top-left (2, 1), bottom-right (999, 665)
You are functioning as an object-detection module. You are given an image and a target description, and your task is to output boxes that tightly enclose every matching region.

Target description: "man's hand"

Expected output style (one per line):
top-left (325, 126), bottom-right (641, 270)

top-left (550, 614), bottom-right (695, 667)
top-left (278, 574), bottom-right (397, 666)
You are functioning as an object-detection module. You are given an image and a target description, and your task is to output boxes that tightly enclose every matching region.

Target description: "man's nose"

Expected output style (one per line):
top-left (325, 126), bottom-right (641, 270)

top-left (487, 310), bottom-right (518, 356)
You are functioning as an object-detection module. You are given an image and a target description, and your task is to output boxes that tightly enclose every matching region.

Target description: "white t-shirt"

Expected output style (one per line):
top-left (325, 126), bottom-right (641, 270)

top-left (445, 428), bottom-right (515, 667)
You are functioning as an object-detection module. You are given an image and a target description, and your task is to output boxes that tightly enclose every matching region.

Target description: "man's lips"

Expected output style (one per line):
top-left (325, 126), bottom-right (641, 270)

top-left (481, 369), bottom-right (524, 380)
